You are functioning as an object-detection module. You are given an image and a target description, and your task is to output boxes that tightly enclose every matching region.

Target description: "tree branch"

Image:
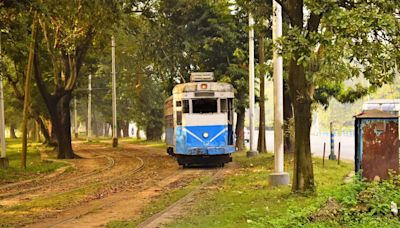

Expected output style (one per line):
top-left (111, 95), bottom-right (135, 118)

top-left (4, 73), bottom-right (24, 100)
top-left (274, 0), bottom-right (290, 16)
top-left (307, 12), bottom-right (322, 32)
top-left (33, 39), bottom-right (53, 104)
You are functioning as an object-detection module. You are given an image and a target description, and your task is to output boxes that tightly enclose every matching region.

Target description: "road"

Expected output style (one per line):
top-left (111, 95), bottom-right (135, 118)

top-left (246, 130), bottom-right (355, 160)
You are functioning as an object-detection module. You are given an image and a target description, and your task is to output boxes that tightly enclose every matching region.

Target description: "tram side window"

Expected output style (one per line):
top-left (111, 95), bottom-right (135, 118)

top-left (220, 99), bottom-right (228, 113)
top-left (176, 111), bottom-right (182, 125)
top-left (193, 99), bottom-right (218, 113)
top-left (183, 100), bottom-right (189, 113)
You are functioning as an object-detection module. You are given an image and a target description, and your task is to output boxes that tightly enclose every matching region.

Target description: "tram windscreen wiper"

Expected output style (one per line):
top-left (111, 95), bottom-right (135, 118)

top-left (192, 99), bottom-right (218, 113)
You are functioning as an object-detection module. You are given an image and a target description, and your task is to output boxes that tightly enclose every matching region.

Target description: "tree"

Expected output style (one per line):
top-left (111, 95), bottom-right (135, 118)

top-left (275, 0), bottom-right (400, 192)
top-left (31, 1), bottom-right (120, 158)
top-left (252, 2), bottom-right (273, 153)
top-left (0, 2), bottom-right (53, 144)
top-left (140, 0), bottom-right (249, 143)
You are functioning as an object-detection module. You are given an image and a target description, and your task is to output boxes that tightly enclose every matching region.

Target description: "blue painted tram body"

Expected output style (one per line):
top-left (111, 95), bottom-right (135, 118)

top-left (164, 73), bottom-right (235, 166)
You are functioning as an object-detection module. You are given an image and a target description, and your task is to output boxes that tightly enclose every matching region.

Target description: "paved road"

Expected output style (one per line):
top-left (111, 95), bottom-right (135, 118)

top-left (246, 130), bottom-right (355, 161)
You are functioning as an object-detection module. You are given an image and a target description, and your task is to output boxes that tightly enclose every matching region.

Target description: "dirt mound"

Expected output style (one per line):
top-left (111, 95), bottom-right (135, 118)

top-left (310, 197), bottom-right (341, 221)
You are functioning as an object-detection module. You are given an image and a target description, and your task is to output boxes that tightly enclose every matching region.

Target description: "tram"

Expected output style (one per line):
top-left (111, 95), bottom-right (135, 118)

top-left (164, 72), bottom-right (236, 167)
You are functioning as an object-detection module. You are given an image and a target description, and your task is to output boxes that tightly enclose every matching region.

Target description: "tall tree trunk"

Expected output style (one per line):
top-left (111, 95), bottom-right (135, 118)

top-left (123, 121), bottom-right (129, 138)
top-left (50, 123), bottom-right (58, 146)
top-left (136, 126), bottom-right (141, 139)
top-left (117, 121), bottom-right (122, 138)
top-left (257, 35), bottom-right (267, 153)
top-left (36, 116), bottom-right (51, 145)
top-left (49, 94), bottom-right (74, 158)
top-left (34, 121), bottom-right (40, 142)
top-left (289, 60), bottom-right (314, 192)
top-left (10, 123), bottom-right (17, 139)
top-left (235, 108), bottom-right (245, 151)
top-left (33, 44), bottom-right (75, 158)
top-left (283, 80), bottom-right (294, 153)
top-left (145, 124), bottom-right (162, 140)
top-left (104, 123), bottom-right (109, 137)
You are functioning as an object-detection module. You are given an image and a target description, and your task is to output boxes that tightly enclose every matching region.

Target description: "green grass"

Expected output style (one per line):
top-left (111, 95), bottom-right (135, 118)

top-left (167, 151), bottom-right (354, 228)
top-left (119, 138), bottom-right (166, 149)
top-left (107, 177), bottom-right (210, 228)
top-left (0, 139), bottom-right (66, 184)
top-left (77, 137), bottom-right (166, 149)
top-left (5, 184), bottom-right (100, 212)
top-left (0, 183), bottom-right (101, 226)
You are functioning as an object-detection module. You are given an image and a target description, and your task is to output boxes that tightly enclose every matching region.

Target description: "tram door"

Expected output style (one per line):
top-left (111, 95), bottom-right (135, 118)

top-left (221, 98), bottom-right (234, 145)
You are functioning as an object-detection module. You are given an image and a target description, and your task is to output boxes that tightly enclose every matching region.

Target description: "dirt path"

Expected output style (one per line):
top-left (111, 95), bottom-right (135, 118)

top-left (137, 163), bottom-right (237, 228)
top-left (0, 142), bottom-right (236, 227)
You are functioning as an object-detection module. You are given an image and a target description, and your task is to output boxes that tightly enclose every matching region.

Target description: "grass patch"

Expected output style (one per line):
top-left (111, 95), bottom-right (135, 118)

top-left (5, 184), bottom-right (100, 212)
top-left (77, 137), bottom-right (165, 149)
top-left (168, 151), bottom-right (355, 227)
top-left (107, 177), bottom-right (210, 228)
top-left (0, 183), bottom-right (101, 226)
top-left (119, 138), bottom-right (165, 149)
top-left (0, 139), bottom-right (66, 184)
top-left (82, 139), bottom-right (111, 146)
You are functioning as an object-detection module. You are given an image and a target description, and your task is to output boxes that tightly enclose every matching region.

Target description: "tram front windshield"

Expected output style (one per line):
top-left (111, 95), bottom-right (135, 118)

top-left (193, 99), bottom-right (217, 113)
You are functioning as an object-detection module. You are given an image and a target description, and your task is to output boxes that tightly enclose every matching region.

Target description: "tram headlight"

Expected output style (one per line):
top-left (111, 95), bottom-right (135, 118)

top-left (203, 132), bottom-right (209, 138)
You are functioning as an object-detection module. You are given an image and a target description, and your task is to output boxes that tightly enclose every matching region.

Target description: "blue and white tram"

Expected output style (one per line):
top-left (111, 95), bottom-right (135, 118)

top-left (164, 72), bottom-right (235, 167)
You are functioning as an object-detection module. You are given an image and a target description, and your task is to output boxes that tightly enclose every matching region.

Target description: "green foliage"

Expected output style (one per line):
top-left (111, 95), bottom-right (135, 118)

top-left (332, 175), bottom-right (400, 226)
top-left (281, 0), bottom-right (400, 106)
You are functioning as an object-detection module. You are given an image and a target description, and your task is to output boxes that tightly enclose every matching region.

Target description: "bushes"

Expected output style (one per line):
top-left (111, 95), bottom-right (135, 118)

top-left (314, 174), bottom-right (400, 227)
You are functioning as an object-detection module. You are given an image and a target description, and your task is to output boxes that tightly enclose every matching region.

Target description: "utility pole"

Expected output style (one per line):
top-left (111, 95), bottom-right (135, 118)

top-left (21, 16), bottom-right (37, 169)
top-left (329, 122), bottom-right (336, 160)
top-left (247, 13), bottom-right (258, 157)
top-left (111, 36), bottom-right (118, 147)
top-left (269, 1), bottom-right (289, 186)
top-left (87, 74), bottom-right (92, 141)
top-left (74, 96), bottom-right (78, 138)
top-left (0, 31), bottom-right (8, 168)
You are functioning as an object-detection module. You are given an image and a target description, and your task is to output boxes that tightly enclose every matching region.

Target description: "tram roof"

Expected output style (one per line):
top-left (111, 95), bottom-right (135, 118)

top-left (172, 82), bottom-right (233, 94)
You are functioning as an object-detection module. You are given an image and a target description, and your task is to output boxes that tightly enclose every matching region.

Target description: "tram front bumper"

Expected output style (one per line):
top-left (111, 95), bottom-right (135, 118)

top-left (186, 146), bottom-right (235, 155)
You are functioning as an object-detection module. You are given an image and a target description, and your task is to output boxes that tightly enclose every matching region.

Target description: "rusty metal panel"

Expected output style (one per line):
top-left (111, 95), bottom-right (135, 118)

top-left (361, 120), bottom-right (399, 180)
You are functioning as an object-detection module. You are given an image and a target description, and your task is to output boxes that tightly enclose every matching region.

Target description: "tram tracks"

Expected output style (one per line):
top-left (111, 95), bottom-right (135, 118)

top-left (0, 152), bottom-right (116, 200)
top-left (1, 143), bottom-right (183, 228)
top-left (42, 165), bottom-right (198, 228)
top-left (44, 155), bottom-right (147, 228)
top-left (42, 154), bottom-right (145, 206)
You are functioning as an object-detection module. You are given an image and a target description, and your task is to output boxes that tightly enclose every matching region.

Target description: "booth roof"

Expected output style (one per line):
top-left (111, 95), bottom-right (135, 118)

top-left (354, 109), bottom-right (397, 119)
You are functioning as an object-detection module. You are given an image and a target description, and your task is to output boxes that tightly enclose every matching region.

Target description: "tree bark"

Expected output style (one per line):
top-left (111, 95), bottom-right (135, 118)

top-left (136, 126), bottom-right (141, 139)
top-left (145, 124), bottom-right (162, 140)
top-left (33, 48), bottom-right (75, 158)
top-left (117, 121), bottom-right (122, 138)
top-left (50, 93), bottom-right (74, 158)
top-left (122, 121), bottom-right (129, 137)
top-left (235, 108), bottom-right (245, 151)
top-left (36, 116), bottom-right (51, 145)
top-left (257, 35), bottom-right (267, 153)
top-left (104, 123), bottom-right (109, 137)
top-left (49, 123), bottom-right (58, 146)
top-left (283, 80), bottom-right (293, 153)
top-left (288, 60), bottom-right (315, 193)
top-left (10, 123), bottom-right (17, 139)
